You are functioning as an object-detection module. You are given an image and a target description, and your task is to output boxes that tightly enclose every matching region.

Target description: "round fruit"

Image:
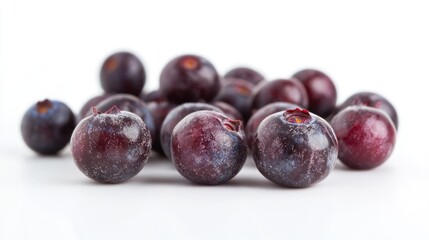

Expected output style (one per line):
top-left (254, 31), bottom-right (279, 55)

top-left (292, 69), bottom-right (337, 118)
top-left (253, 108), bottom-right (338, 188)
top-left (330, 106), bottom-right (396, 170)
top-left (171, 111), bottom-right (247, 185)
top-left (71, 106), bottom-right (151, 183)
top-left (100, 52), bottom-right (145, 96)
top-left (159, 54), bottom-right (220, 103)
top-left (21, 99), bottom-right (76, 155)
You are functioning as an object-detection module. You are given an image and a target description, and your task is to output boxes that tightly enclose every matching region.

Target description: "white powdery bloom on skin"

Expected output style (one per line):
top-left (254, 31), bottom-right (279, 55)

top-left (122, 125), bottom-right (140, 142)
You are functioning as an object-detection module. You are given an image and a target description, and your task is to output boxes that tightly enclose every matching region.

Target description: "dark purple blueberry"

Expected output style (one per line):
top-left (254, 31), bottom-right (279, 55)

top-left (160, 103), bottom-right (222, 159)
top-left (87, 94), bottom-right (156, 143)
top-left (337, 92), bottom-right (398, 129)
top-left (21, 99), bottom-right (76, 155)
top-left (253, 108), bottom-right (338, 188)
top-left (171, 111), bottom-right (247, 185)
top-left (330, 106), bottom-right (396, 170)
top-left (147, 101), bottom-right (177, 155)
top-left (159, 54), bottom-right (221, 103)
top-left (78, 93), bottom-right (112, 121)
top-left (292, 69), bottom-right (337, 118)
top-left (141, 89), bottom-right (167, 103)
top-left (212, 101), bottom-right (243, 121)
top-left (100, 52), bottom-right (145, 96)
top-left (251, 79), bottom-right (309, 111)
top-left (224, 67), bottom-right (265, 86)
top-left (245, 102), bottom-right (299, 152)
top-left (71, 106), bottom-right (151, 183)
top-left (213, 78), bottom-right (253, 121)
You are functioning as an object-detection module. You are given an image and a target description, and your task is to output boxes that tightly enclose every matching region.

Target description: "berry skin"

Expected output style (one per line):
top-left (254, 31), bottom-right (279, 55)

top-left (159, 54), bottom-right (221, 103)
top-left (292, 69), bottom-right (337, 118)
top-left (171, 111), bottom-right (247, 185)
top-left (245, 102), bottom-right (299, 152)
top-left (78, 93), bottom-right (112, 121)
top-left (100, 52), bottom-right (146, 96)
top-left (212, 101), bottom-right (243, 121)
top-left (88, 94), bottom-right (156, 144)
top-left (224, 67), bottom-right (265, 86)
top-left (213, 78), bottom-right (254, 121)
top-left (141, 89), bottom-right (167, 103)
top-left (253, 108), bottom-right (338, 188)
top-left (21, 99), bottom-right (76, 155)
top-left (71, 106), bottom-right (151, 183)
top-left (337, 92), bottom-right (398, 129)
top-left (147, 101), bottom-right (177, 155)
top-left (251, 79), bottom-right (309, 111)
top-left (160, 103), bottom-right (222, 159)
top-left (330, 106), bottom-right (396, 170)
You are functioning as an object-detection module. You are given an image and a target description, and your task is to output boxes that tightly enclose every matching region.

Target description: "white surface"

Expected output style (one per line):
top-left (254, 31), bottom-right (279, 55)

top-left (1, 0), bottom-right (429, 239)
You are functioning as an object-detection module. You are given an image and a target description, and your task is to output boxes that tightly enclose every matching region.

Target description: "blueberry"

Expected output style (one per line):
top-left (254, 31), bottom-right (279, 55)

top-left (171, 111), bottom-right (247, 185)
top-left (293, 69), bottom-right (337, 118)
top-left (21, 99), bottom-right (76, 155)
top-left (71, 106), bottom-right (151, 183)
top-left (160, 103), bottom-right (222, 159)
top-left (160, 54), bottom-right (220, 103)
top-left (100, 52), bottom-right (146, 96)
top-left (253, 108), bottom-right (338, 188)
top-left (330, 106), bottom-right (396, 169)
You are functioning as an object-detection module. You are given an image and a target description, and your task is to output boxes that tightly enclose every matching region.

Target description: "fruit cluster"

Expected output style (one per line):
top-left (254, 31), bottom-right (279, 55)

top-left (21, 52), bottom-right (398, 187)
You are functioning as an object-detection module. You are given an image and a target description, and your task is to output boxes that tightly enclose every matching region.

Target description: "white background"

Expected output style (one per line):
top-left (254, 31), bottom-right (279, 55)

top-left (1, 0), bottom-right (429, 239)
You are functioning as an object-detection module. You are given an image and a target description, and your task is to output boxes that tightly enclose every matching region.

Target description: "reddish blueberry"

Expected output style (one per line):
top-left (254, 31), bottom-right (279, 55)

top-left (160, 103), bottom-right (222, 159)
top-left (160, 54), bottom-right (221, 103)
top-left (253, 108), bottom-right (338, 188)
top-left (71, 106), bottom-right (151, 183)
top-left (100, 52), bottom-right (146, 96)
top-left (251, 79), bottom-right (309, 111)
top-left (171, 111), bottom-right (247, 185)
top-left (292, 69), bottom-right (337, 118)
top-left (330, 106), bottom-right (396, 170)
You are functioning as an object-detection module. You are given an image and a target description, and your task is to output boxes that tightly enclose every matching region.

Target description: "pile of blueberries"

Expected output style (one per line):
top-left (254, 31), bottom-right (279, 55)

top-left (21, 52), bottom-right (398, 188)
